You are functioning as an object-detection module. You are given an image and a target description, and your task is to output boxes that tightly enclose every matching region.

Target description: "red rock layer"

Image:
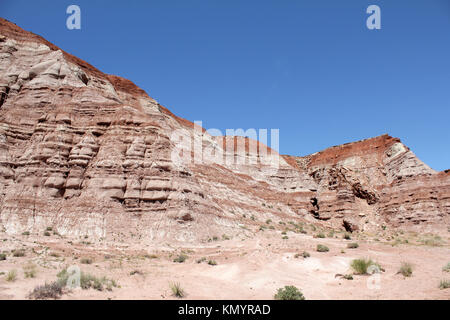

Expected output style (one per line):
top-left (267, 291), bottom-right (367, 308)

top-left (0, 18), bottom-right (448, 243)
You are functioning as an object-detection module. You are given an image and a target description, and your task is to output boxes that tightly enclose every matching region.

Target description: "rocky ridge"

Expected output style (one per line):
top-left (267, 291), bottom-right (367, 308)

top-left (0, 18), bottom-right (448, 244)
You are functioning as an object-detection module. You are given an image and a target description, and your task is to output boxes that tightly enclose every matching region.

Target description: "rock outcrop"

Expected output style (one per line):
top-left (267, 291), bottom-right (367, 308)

top-left (0, 18), bottom-right (448, 243)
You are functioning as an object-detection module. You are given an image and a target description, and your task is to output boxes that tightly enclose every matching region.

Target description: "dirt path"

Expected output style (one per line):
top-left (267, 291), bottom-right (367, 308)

top-left (0, 229), bottom-right (449, 300)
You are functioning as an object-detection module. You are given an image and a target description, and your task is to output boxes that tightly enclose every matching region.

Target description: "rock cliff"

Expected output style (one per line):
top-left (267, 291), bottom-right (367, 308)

top-left (0, 18), bottom-right (448, 243)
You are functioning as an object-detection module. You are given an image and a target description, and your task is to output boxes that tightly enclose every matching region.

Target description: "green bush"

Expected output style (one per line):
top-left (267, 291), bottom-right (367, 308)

top-left (398, 262), bottom-right (413, 277)
top-left (347, 242), bottom-right (359, 249)
top-left (274, 286), bottom-right (305, 300)
top-left (350, 258), bottom-right (382, 275)
top-left (316, 244), bottom-right (329, 252)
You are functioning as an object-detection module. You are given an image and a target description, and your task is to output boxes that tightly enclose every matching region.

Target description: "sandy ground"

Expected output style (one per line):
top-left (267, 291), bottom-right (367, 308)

top-left (0, 226), bottom-right (449, 300)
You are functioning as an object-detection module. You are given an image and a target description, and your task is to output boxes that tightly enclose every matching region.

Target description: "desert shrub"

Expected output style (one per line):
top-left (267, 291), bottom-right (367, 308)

top-left (439, 280), bottom-right (450, 289)
top-left (6, 270), bottom-right (17, 282)
top-left (207, 260), bottom-right (217, 266)
top-left (12, 249), bottom-right (25, 257)
top-left (57, 268), bottom-right (117, 291)
top-left (343, 233), bottom-right (351, 240)
top-left (24, 263), bottom-right (37, 278)
top-left (347, 242), bottom-right (359, 249)
top-left (350, 258), bottom-right (382, 275)
top-left (316, 244), bottom-right (329, 252)
top-left (22, 231), bottom-right (30, 236)
top-left (80, 273), bottom-right (117, 291)
top-left (46, 227), bottom-right (53, 231)
top-left (398, 262), bottom-right (413, 277)
top-left (274, 286), bottom-right (305, 300)
top-left (266, 219), bottom-right (272, 224)
top-left (170, 282), bottom-right (185, 298)
top-left (302, 251), bottom-right (310, 258)
top-left (44, 231), bottom-right (51, 237)
top-left (196, 257), bottom-right (206, 264)
top-left (56, 268), bottom-right (71, 286)
top-left (173, 254), bottom-right (188, 263)
top-left (0, 253), bottom-right (6, 261)
top-left (343, 274), bottom-right (353, 280)
top-left (80, 258), bottom-right (93, 264)
top-left (419, 235), bottom-right (443, 247)
top-left (315, 233), bottom-right (325, 238)
top-left (282, 236), bottom-right (289, 240)
top-left (130, 270), bottom-right (144, 276)
top-left (442, 262), bottom-right (450, 273)
top-left (28, 281), bottom-right (63, 300)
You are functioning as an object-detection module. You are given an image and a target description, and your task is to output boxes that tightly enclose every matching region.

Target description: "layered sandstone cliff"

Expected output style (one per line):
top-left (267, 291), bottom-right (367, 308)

top-left (0, 18), bottom-right (448, 243)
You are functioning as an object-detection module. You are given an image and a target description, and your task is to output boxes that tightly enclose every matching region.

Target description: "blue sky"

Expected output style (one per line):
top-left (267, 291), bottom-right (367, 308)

top-left (1, 0), bottom-right (449, 171)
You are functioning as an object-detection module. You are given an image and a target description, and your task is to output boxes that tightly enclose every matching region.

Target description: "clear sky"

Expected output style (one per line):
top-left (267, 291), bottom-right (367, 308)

top-left (1, 0), bottom-right (449, 171)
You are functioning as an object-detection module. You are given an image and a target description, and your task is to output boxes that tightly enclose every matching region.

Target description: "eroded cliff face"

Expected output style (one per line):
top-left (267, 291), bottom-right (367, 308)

top-left (285, 135), bottom-right (449, 233)
top-left (0, 18), bottom-right (448, 244)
